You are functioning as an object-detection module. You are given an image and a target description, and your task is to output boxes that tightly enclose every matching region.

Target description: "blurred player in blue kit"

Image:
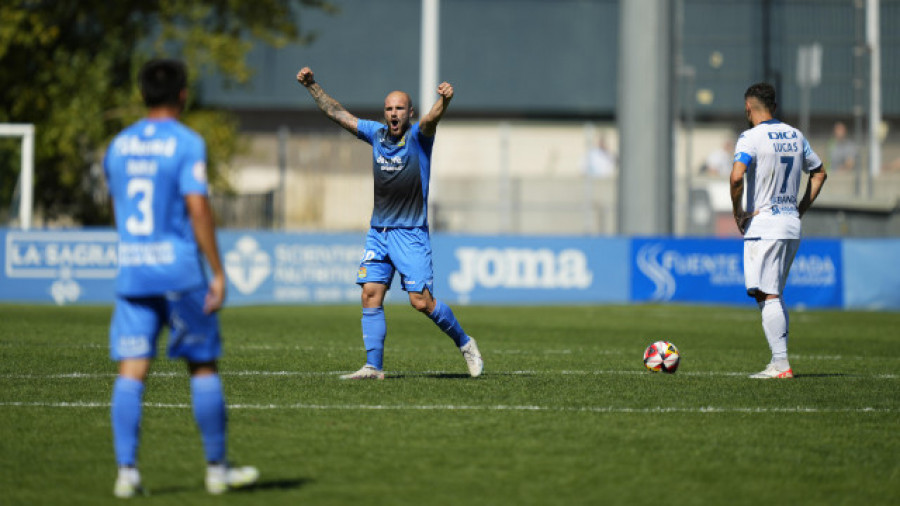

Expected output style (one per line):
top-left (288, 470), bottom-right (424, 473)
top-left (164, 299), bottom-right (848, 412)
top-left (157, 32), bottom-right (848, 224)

top-left (296, 66), bottom-right (483, 380)
top-left (103, 59), bottom-right (258, 497)
top-left (730, 83), bottom-right (827, 379)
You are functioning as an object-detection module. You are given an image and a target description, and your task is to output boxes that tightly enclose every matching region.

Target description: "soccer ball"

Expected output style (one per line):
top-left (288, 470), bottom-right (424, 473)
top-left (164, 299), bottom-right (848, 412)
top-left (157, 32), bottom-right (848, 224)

top-left (643, 340), bottom-right (680, 373)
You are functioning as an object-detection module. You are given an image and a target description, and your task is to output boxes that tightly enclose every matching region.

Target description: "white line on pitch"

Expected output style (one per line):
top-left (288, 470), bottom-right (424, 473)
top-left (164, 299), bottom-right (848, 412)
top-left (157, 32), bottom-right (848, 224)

top-left (0, 401), bottom-right (893, 414)
top-left (1, 370), bottom-right (897, 379)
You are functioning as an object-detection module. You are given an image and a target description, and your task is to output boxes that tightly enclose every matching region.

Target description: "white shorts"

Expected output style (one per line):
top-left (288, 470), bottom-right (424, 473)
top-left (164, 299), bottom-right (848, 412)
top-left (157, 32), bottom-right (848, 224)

top-left (743, 238), bottom-right (800, 297)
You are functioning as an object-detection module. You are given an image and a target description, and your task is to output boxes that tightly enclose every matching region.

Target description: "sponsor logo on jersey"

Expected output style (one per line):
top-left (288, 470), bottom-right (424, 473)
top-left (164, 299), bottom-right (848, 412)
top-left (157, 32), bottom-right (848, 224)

top-left (115, 135), bottom-right (177, 157)
top-left (767, 131), bottom-right (797, 140)
top-left (119, 242), bottom-right (175, 266)
top-left (376, 155), bottom-right (404, 172)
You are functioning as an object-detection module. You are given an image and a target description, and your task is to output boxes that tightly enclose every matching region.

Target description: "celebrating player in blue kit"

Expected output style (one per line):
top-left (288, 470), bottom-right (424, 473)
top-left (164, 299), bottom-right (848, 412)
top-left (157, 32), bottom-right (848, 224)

top-left (103, 59), bottom-right (258, 497)
top-left (730, 83), bottom-right (827, 379)
top-left (296, 66), bottom-right (483, 380)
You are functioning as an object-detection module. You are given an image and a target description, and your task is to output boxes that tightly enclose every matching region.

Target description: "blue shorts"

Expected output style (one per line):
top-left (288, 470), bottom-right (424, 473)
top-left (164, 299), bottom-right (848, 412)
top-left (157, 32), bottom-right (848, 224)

top-left (357, 226), bottom-right (434, 293)
top-left (109, 286), bottom-right (221, 362)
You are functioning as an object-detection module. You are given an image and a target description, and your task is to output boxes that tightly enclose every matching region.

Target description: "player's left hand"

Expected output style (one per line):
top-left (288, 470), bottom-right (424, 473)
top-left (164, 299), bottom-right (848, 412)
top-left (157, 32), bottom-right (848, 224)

top-left (297, 67), bottom-right (316, 88)
top-left (437, 82), bottom-right (453, 100)
top-left (204, 274), bottom-right (226, 314)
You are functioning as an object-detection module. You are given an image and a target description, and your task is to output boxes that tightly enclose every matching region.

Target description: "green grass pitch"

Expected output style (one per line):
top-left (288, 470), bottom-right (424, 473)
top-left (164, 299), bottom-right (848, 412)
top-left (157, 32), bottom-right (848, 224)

top-left (1, 303), bottom-right (898, 505)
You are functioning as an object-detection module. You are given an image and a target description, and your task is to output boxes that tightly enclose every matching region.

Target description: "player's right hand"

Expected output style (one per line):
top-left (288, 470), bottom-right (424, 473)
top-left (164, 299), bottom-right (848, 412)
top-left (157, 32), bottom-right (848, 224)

top-left (297, 67), bottom-right (315, 87)
top-left (204, 273), bottom-right (226, 314)
top-left (733, 210), bottom-right (756, 235)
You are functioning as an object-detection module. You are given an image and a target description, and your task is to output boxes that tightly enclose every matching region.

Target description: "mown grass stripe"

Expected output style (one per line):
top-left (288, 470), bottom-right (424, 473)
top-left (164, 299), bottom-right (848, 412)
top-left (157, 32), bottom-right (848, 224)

top-left (0, 400), bottom-right (894, 414)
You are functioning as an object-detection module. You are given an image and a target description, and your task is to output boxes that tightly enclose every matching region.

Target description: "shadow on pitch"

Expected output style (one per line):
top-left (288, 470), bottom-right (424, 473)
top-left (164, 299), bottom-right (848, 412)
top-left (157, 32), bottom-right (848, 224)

top-left (390, 372), bottom-right (472, 380)
top-left (792, 373), bottom-right (847, 378)
top-left (149, 477), bottom-right (312, 495)
top-left (245, 477), bottom-right (313, 492)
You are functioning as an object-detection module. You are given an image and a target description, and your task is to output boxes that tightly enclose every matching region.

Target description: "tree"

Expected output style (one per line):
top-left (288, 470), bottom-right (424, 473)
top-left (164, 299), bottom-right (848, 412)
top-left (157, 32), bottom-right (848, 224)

top-left (0, 0), bottom-right (335, 225)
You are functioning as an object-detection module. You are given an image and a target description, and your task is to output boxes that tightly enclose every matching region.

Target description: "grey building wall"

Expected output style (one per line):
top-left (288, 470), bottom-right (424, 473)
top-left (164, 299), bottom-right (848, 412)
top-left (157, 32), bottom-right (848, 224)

top-left (198, 0), bottom-right (900, 122)
top-left (197, 0), bottom-right (619, 118)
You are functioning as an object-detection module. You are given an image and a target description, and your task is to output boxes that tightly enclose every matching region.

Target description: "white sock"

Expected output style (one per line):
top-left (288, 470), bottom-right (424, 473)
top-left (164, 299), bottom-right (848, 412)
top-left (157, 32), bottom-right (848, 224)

top-left (207, 463), bottom-right (227, 474)
top-left (761, 298), bottom-right (789, 367)
top-left (118, 466), bottom-right (140, 484)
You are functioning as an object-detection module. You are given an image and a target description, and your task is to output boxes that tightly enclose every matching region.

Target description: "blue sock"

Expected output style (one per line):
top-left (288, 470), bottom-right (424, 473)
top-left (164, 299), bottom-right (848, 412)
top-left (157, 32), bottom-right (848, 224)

top-left (191, 374), bottom-right (227, 464)
top-left (429, 299), bottom-right (470, 347)
top-left (111, 376), bottom-right (144, 467)
top-left (362, 307), bottom-right (386, 370)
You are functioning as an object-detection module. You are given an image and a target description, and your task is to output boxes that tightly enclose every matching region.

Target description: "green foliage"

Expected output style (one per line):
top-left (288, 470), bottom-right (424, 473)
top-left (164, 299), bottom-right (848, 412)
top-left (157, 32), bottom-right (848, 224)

top-left (0, 0), bottom-right (334, 225)
top-left (0, 304), bottom-right (898, 505)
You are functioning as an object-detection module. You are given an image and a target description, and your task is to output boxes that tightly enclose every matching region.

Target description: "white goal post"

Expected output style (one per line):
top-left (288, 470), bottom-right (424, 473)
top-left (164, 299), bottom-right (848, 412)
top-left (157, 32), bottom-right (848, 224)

top-left (0, 123), bottom-right (34, 230)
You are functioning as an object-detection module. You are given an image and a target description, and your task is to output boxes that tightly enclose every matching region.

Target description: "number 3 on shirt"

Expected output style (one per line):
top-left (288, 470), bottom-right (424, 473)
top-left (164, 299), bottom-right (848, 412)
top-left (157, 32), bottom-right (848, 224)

top-left (126, 178), bottom-right (154, 236)
top-left (778, 156), bottom-right (794, 194)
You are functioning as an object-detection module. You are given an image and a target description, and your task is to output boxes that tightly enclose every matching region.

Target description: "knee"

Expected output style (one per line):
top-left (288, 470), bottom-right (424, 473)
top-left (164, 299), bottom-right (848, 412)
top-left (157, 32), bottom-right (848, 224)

top-left (360, 284), bottom-right (384, 307)
top-left (361, 291), bottom-right (378, 307)
top-left (409, 296), bottom-right (430, 313)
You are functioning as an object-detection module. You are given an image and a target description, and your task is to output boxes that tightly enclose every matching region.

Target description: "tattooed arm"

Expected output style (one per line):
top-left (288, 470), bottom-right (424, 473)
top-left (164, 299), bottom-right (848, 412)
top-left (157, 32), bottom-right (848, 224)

top-left (296, 67), bottom-right (358, 135)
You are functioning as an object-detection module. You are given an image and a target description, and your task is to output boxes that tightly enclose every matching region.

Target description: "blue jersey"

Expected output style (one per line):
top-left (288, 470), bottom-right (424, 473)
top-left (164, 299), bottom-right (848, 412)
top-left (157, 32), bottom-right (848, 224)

top-left (104, 118), bottom-right (209, 296)
top-left (356, 120), bottom-right (434, 228)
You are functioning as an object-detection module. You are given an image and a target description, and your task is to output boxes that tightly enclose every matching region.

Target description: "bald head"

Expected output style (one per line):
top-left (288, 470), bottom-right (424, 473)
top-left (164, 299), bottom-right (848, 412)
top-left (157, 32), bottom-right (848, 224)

top-left (385, 90), bottom-right (412, 110)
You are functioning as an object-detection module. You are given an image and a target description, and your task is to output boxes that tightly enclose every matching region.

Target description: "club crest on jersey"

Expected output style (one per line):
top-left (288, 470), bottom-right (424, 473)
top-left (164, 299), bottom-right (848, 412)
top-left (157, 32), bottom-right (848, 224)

top-left (357, 266), bottom-right (367, 278)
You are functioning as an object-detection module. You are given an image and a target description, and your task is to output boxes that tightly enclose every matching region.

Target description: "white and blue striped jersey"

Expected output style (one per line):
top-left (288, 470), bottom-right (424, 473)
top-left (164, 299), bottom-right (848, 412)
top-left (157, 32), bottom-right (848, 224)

top-left (733, 119), bottom-right (823, 239)
top-left (104, 118), bottom-right (209, 296)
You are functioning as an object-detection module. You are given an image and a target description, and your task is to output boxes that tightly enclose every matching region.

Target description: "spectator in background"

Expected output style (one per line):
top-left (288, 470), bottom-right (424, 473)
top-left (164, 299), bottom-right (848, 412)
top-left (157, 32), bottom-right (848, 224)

top-left (582, 136), bottom-right (615, 178)
top-left (828, 121), bottom-right (857, 172)
top-left (701, 138), bottom-right (735, 177)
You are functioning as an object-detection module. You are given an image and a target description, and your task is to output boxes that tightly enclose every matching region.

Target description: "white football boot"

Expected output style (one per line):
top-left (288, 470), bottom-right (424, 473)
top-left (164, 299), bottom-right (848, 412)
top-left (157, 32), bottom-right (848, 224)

top-left (460, 337), bottom-right (484, 378)
top-left (749, 362), bottom-right (794, 379)
top-left (113, 467), bottom-right (144, 498)
top-left (205, 464), bottom-right (260, 494)
top-left (339, 364), bottom-right (385, 380)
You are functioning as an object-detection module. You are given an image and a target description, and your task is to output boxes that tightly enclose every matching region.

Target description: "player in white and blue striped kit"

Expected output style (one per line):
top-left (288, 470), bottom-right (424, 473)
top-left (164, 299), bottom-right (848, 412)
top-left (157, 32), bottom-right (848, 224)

top-left (296, 66), bottom-right (483, 380)
top-left (730, 82), bottom-right (827, 379)
top-left (104, 59), bottom-right (257, 496)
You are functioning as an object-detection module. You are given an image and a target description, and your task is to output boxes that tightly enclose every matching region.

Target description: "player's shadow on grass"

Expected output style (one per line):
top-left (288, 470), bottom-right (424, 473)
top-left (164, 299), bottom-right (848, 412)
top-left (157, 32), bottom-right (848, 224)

top-left (243, 477), bottom-right (313, 492)
top-left (792, 373), bottom-right (847, 378)
top-left (391, 372), bottom-right (473, 379)
top-left (150, 477), bottom-right (311, 496)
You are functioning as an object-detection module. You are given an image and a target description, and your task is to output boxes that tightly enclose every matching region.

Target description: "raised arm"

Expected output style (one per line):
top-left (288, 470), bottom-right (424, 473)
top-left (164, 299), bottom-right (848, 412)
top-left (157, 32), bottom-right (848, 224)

top-left (296, 67), bottom-right (359, 135)
top-left (419, 82), bottom-right (453, 137)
